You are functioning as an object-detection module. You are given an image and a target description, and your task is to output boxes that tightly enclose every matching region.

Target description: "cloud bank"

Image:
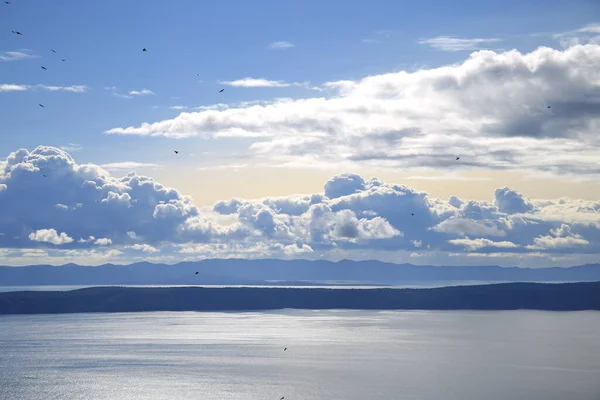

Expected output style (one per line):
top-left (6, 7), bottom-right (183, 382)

top-left (105, 44), bottom-right (600, 181)
top-left (1, 147), bottom-right (599, 267)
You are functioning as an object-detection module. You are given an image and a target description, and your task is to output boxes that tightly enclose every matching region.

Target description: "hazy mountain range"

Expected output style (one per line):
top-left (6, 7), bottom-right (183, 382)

top-left (1, 259), bottom-right (600, 286)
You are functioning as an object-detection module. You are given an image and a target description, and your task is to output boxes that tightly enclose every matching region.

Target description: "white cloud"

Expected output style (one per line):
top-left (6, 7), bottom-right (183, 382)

top-left (0, 146), bottom-right (222, 249)
top-left (219, 77), bottom-right (320, 90)
top-left (448, 238), bottom-right (519, 251)
top-left (129, 89), bottom-right (155, 96)
top-left (170, 105), bottom-right (188, 110)
top-left (3, 143), bottom-right (600, 265)
top-left (418, 36), bottom-right (502, 51)
top-left (554, 24), bottom-right (600, 48)
top-left (105, 44), bottom-right (600, 181)
top-left (127, 243), bottom-right (159, 253)
top-left (38, 85), bottom-right (88, 93)
top-left (220, 78), bottom-right (292, 88)
top-left (0, 84), bottom-right (88, 93)
top-left (106, 87), bottom-right (154, 99)
top-left (100, 162), bottom-right (161, 171)
top-left (28, 229), bottom-right (74, 245)
top-left (268, 41), bottom-right (295, 50)
top-left (0, 50), bottom-right (38, 62)
top-left (0, 84), bottom-right (28, 92)
top-left (94, 238), bottom-right (112, 246)
top-left (59, 143), bottom-right (83, 152)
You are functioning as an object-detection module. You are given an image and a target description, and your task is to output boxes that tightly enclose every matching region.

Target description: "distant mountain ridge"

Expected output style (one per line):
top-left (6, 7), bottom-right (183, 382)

top-left (1, 259), bottom-right (599, 286)
top-left (1, 282), bottom-right (599, 314)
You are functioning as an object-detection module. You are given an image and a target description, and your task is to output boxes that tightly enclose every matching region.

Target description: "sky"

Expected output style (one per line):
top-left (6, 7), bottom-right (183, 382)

top-left (1, 0), bottom-right (600, 267)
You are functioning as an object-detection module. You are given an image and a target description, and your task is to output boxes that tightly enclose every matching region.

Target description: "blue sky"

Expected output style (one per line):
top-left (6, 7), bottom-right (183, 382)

top-left (1, 0), bottom-right (600, 267)
top-left (1, 0), bottom-right (597, 164)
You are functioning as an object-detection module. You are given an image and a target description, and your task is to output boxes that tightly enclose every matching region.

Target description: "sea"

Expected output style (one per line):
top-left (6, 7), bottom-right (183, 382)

top-left (1, 309), bottom-right (599, 400)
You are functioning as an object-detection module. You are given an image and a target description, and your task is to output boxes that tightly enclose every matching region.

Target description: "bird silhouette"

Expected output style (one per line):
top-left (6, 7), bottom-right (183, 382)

top-left (219, 89), bottom-right (224, 93)
top-left (142, 48), bottom-right (147, 52)
top-left (51, 49), bottom-right (57, 53)
top-left (41, 66), bottom-right (47, 70)
top-left (38, 104), bottom-right (44, 108)
top-left (42, 174), bottom-right (47, 177)
top-left (174, 150), bottom-right (179, 154)
top-left (11, 31), bottom-right (22, 35)
top-left (194, 271), bottom-right (199, 275)
top-left (284, 347), bottom-right (287, 351)
top-left (5, 2), bottom-right (11, 4)
top-left (61, 59), bottom-right (67, 62)
top-left (411, 213), bottom-right (414, 216)
top-left (456, 157), bottom-right (460, 161)
top-left (280, 397), bottom-right (284, 400)
top-left (547, 105), bottom-right (551, 109)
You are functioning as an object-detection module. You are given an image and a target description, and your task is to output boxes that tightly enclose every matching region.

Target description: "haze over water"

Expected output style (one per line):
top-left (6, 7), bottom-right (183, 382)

top-left (1, 310), bottom-right (599, 400)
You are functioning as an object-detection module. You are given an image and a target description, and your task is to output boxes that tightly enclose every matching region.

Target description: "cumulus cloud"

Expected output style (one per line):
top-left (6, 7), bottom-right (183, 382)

top-left (0, 146), bottom-right (223, 249)
top-left (29, 229), bottom-right (74, 245)
top-left (105, 44), bottom-right (600, 180)
top-left (268, 41), bottom-right (295, 50)
top-left (417, 36), bottom-right (502, 51)
top-left (127, 244), bottom-right (159, 253)
top-left (2, 147), bottom-right (600, 266)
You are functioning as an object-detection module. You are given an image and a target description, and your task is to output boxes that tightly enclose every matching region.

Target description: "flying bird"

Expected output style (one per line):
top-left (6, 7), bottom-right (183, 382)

top-left (5, 2), bottom-right (11, 4)
top-left (280, 397), bottom-right (284, 400)
top-left (174, 150), bottom-right (179, 154)
top-left (218, 89), bottom-right (224, 93)
top-left (283, 348), bottom-right (287, 351)
top-left (195, 272), bottom-right (199, 275)
top-left (51, 49), bottom-right (57, 53)
top-left (142, 48), bottom-right (147, 52)
top-left (38, 104), bottom-right (44, 108)
top-left (11, 31), bottom-right (22, 35)
top-left (61, 59), bottom-right (67, 62)
top-left (411, 213), bottom-right (414, 216)
top-left (456, 157), bottom-right (460, 161)
top-left (41, 66), bottom-right (47, 70)
top-left (547, 105), bottom-right (551, 109)
top-left (42, 174), bottom-right (47, 177)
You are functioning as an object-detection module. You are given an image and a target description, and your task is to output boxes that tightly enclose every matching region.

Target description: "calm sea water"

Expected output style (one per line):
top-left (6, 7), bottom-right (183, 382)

top-left (1, 310), bottom-right (599, 400)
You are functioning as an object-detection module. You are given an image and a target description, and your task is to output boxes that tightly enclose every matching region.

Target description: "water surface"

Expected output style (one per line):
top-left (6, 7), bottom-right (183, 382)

top-left (1, 310), bottom-right (599, 399)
